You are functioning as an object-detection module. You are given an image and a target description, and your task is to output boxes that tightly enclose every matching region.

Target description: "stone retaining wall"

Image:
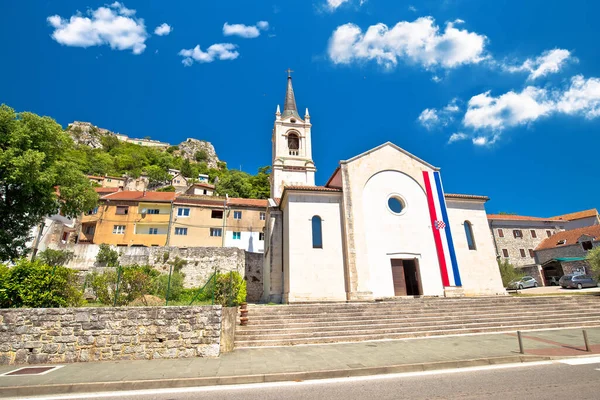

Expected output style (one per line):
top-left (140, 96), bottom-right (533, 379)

top-left (0, 306), bottom-right (226, 365)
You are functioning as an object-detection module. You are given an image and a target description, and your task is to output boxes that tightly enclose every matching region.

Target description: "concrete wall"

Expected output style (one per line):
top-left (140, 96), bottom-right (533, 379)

top-left (564, 216), bottom-right (599, 230)
top-left (262, 209), bottom-right (283, 303)
top-left (0, 306), bottom-right (223, 365)
top-left (446, 200), bottom-right (506, 296)
top-left (219, 307), bottom-right (237, 354)
top-left (282, 192), bottom-right (347, 302)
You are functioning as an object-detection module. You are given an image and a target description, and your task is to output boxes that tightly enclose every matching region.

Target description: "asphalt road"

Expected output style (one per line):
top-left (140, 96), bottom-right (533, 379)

top-left (20, 358), bottom-right (600, 400)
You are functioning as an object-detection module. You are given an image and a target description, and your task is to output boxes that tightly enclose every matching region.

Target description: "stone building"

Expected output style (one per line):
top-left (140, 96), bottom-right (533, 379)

top-left (534, 225), bottom-right (600, 280)
top-left (487, 214), bottom-right (566, 267)
top-left (262, 76), bottom-right (505, 303)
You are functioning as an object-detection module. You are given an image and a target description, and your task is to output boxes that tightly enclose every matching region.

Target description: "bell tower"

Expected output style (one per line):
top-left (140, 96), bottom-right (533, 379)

top-left (271, 72), bottom-right (316, 198)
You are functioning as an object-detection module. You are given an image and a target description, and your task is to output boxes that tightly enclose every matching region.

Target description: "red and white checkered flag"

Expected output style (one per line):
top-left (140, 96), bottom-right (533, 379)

top-left (435, 220), bottom-right (446, 230)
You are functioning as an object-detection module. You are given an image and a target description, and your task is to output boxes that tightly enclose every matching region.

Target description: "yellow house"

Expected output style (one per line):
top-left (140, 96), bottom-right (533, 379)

top-left (169, 195), bottom-right (267, 252)
top-left (79, 191), bottom-right (176, 246)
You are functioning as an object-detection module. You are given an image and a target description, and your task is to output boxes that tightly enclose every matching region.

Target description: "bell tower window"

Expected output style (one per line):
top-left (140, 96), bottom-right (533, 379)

top-left (288, 132), bottom-right (299, 156)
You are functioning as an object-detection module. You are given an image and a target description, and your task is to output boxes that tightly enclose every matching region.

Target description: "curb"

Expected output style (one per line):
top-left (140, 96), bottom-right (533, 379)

top-left (0, 355), bottom-right (551, 398)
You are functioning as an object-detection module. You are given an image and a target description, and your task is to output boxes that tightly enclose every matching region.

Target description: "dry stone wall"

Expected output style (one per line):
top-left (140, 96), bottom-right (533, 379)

top-left (52, 244), bottom-right (261, 289)
top-left (0, 306), bottom-right (223, 365)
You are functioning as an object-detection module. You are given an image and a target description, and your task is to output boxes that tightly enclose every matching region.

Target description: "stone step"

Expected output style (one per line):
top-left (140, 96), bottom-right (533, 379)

top-left (236, 311), bottom-right (600, 333)
top-left (235, 315), bottom-right (600, 340)
top-left (245, 298), bottom-right (600, 314)
top-left (243, 304), bottom-right (600, 322)
top-left (234, 320), bottom-right (600, 347)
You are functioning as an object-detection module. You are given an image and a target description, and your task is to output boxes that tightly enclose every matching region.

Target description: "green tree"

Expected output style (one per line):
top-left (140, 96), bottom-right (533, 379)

top-left (145, 165), bottom-right (171, 188)
top-left (38, 248), bottom-right (74, 267)
top-left (181, 158), bottom-right (193, 178)
top-left (249, 166), bottom-right (271, 199)
top-left (497, 259), bottom-right (524, 287)
top-left (586, 246), bottom-right (600, 279)
top-left (0, 105), bottom-right (98, 261)
top-left (96, 244), bottom-right (119, 268)
top-left (194, 150), bottom-right (209, 162)
top-left (100, 135), bottom-right (120, 152)
top-left (215, 169), bottom-right (253, 198)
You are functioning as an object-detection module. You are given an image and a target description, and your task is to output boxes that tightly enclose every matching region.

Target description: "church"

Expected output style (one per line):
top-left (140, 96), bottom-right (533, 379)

top-left (262, 76), bottom-right (506, 303)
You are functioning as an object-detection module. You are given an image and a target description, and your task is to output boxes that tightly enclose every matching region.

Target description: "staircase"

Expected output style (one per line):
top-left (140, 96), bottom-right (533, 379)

top-left (234, 296), bottom-right (600, 348)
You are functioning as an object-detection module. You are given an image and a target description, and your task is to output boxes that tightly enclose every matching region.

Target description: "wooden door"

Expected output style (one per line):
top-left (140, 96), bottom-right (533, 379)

top-left (391, 259), bottom-right (407, 296)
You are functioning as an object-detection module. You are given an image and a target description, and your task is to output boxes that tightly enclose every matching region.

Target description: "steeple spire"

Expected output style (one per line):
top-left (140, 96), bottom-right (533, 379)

top-left (282, 72), bottom-right (300, 119)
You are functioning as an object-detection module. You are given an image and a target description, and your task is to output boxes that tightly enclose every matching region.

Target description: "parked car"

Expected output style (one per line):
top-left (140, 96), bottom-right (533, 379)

top-left (507, 276), bottom-right (538, 290)
top-left (546, 276), bottom-right (560, 286)
top-left (559, 274), bottom-right (599, 289)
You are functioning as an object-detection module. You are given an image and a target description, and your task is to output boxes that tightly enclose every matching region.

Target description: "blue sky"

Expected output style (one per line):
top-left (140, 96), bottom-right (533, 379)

top-left (1, 0), bottom-right (599, 216)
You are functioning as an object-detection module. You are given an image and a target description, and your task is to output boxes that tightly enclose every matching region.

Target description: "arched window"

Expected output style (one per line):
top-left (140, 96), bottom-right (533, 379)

top-left (464, 221), bottom-right (476, 250)
top-left (288, 132), bottom-right (299, 156)
top-left (312, 216), bottom-right (322, 248)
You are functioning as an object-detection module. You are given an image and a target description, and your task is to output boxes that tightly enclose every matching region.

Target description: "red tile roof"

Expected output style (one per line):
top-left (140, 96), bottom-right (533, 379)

top-left (94, 187), bottom-right (119, 194)
top-left (174, 195), bottom-right (267, 208)
top-left (487, 214), bottom-right (561, 222)
top-left (284, 185), bottom-right (342, 192)
top-left (102, 191), bottom-right (176, 202)
top-left (190, 182), bottom-right (216, 189)
top-left (87, 175), bottom-right (104, 180)
top-left (444, 193), bottom-right (489, 201)
top-left (535, 225), bottom-right (600, 250)
top-left (552, 209), bottom-right (598, 221)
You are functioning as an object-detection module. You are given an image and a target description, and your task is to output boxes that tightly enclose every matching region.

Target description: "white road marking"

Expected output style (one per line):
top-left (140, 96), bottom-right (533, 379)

top-left (15, 361), bottom-right (554, 400)
top-left (559, 356), bottom-right (600, 365)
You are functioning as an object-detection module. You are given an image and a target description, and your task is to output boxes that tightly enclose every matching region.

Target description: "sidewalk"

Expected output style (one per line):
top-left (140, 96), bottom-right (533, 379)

top-left (1, 327), bottom-right (599, 398)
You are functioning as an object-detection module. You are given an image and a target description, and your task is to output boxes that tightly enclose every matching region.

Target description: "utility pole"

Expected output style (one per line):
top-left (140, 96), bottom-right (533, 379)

top-left (30, 221), bottom-right (46, 260)
top-left (165, 200), bottom-right (174, 246)
top-left (221, 194), bottom-right (228, 247)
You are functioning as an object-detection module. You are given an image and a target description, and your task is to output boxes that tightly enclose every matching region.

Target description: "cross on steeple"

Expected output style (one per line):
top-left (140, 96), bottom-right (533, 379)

top-left (286, 68), bottom-right (294, 78)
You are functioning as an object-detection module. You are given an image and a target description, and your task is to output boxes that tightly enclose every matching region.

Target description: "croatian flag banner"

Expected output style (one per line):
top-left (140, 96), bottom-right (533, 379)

top-left (422, 171), bottom-right (462, 287)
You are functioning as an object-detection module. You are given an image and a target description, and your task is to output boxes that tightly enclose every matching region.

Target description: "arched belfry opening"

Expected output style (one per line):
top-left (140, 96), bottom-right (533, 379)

top-left (288, 132), bottom-right (300, 155)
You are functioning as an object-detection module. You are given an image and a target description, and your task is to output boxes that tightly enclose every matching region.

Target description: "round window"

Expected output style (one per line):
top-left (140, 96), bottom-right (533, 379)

top-left (388, 196), bottom-right (405, 214)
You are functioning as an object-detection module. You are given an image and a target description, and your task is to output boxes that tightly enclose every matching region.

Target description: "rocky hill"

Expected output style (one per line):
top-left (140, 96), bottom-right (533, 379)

top-left (176, 138), bottom-right (220, 169)
top-left (65, 121), bottom-right (220, 168)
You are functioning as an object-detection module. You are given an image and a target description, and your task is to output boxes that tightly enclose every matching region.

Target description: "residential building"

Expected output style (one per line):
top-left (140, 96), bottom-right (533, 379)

top-left (87, 175), bottom-right (126, 189)
top-left (79, 191), bottom-right (176, 246)
top-left (488, 209), bottom-right (599, 268)
top-left (488, 214), bottom-right (566, 267)
top-left (113, 133), bottom-right (170, 148)
top-left (185, 182), bottom-right (215, 196)
top-left (263, 76), bottom-right (505, 303)
top-left (554, 209), bottom-right (600, 230)
top-left (171, 172), bottom-right (190, 193)
top-left (169, 195), bottom-right (267, 252)
top-left (534, 225), bottom-right (600, 281)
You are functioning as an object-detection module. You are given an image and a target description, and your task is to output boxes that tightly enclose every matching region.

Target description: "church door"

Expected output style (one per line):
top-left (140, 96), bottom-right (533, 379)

top-left (391, 259), bottom-right (422, 296)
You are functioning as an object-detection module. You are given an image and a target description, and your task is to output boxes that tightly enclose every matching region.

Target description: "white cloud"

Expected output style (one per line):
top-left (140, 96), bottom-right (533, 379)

top-left (463, 86), bottom-right (554, 130)
top-left (223, 21), bottom-right (269, 38)
top-left (556, 75), bottom-right (600, 118)
top-left (179, 43), bottom-right (239, 65)
top-left (418, 98), bottom-right (461, 129)
top-left (504, 49), bottom-right (573, 80)
top-left (448, 132), bottom-right (468, 143)
top-left (328, 17), bottom-right (487, 70)
top-left (47, 3), bottom-right (147, 54)
top-left (408, 5), bottom-right (417, 12)
top-left (458, 74), bottom-right (600, 145)
top-left (472, 136), bottom-right (496, 146)
top-left (327, 0), bottom-right (350, 10)
top-left (154, 23), bottom-right (172, 36)
top-left (418, 109), bottom-right (439, 129)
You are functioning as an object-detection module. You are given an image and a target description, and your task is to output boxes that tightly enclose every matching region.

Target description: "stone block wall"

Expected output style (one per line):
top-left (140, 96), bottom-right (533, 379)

top-left (0, 306), bottom-right (223, 365)
top-left (50, 244), bottom-right (263, 292)
top-left (245, 252), bottom-right (263, 302)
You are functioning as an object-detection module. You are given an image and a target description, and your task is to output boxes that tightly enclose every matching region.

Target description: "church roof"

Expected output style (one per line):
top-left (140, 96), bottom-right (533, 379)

top-left (551, 208), bottom-right (598, 221)
top-left (284, 185), bottom-right (342, 192)
top-left (341, 142), bottom-right (439, 171)
top-left (444, 193), bottom-right (489, 202)
top-left (282, 76), bottom-right (301, 119)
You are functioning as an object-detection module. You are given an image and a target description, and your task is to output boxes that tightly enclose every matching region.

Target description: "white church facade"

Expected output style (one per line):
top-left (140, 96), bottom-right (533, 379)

top-left (262, 76), bottom-right (506, 303)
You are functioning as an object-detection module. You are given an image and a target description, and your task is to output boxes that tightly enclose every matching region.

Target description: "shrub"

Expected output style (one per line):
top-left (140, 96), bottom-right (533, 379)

top-left (96, 244), bottom-right (119, 267)
top-left (194, 150), bottom-right (209, 162)
top-left (0, 259), bottom-right (83, 308)
top-left (497, 259), bottom-right (524, 288)
top-left (157, 185), bottom-right (175, 192)
top-left (38, 248), bottom-right (74, 267)
top-left (155, 272), bottom-right (185, 301)
top-left (586, 246), bottom-right (600, 279)
top-left (214, 271), bottom-right (246, 306)
top-left (87, 264), bottom-right (160, 306)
